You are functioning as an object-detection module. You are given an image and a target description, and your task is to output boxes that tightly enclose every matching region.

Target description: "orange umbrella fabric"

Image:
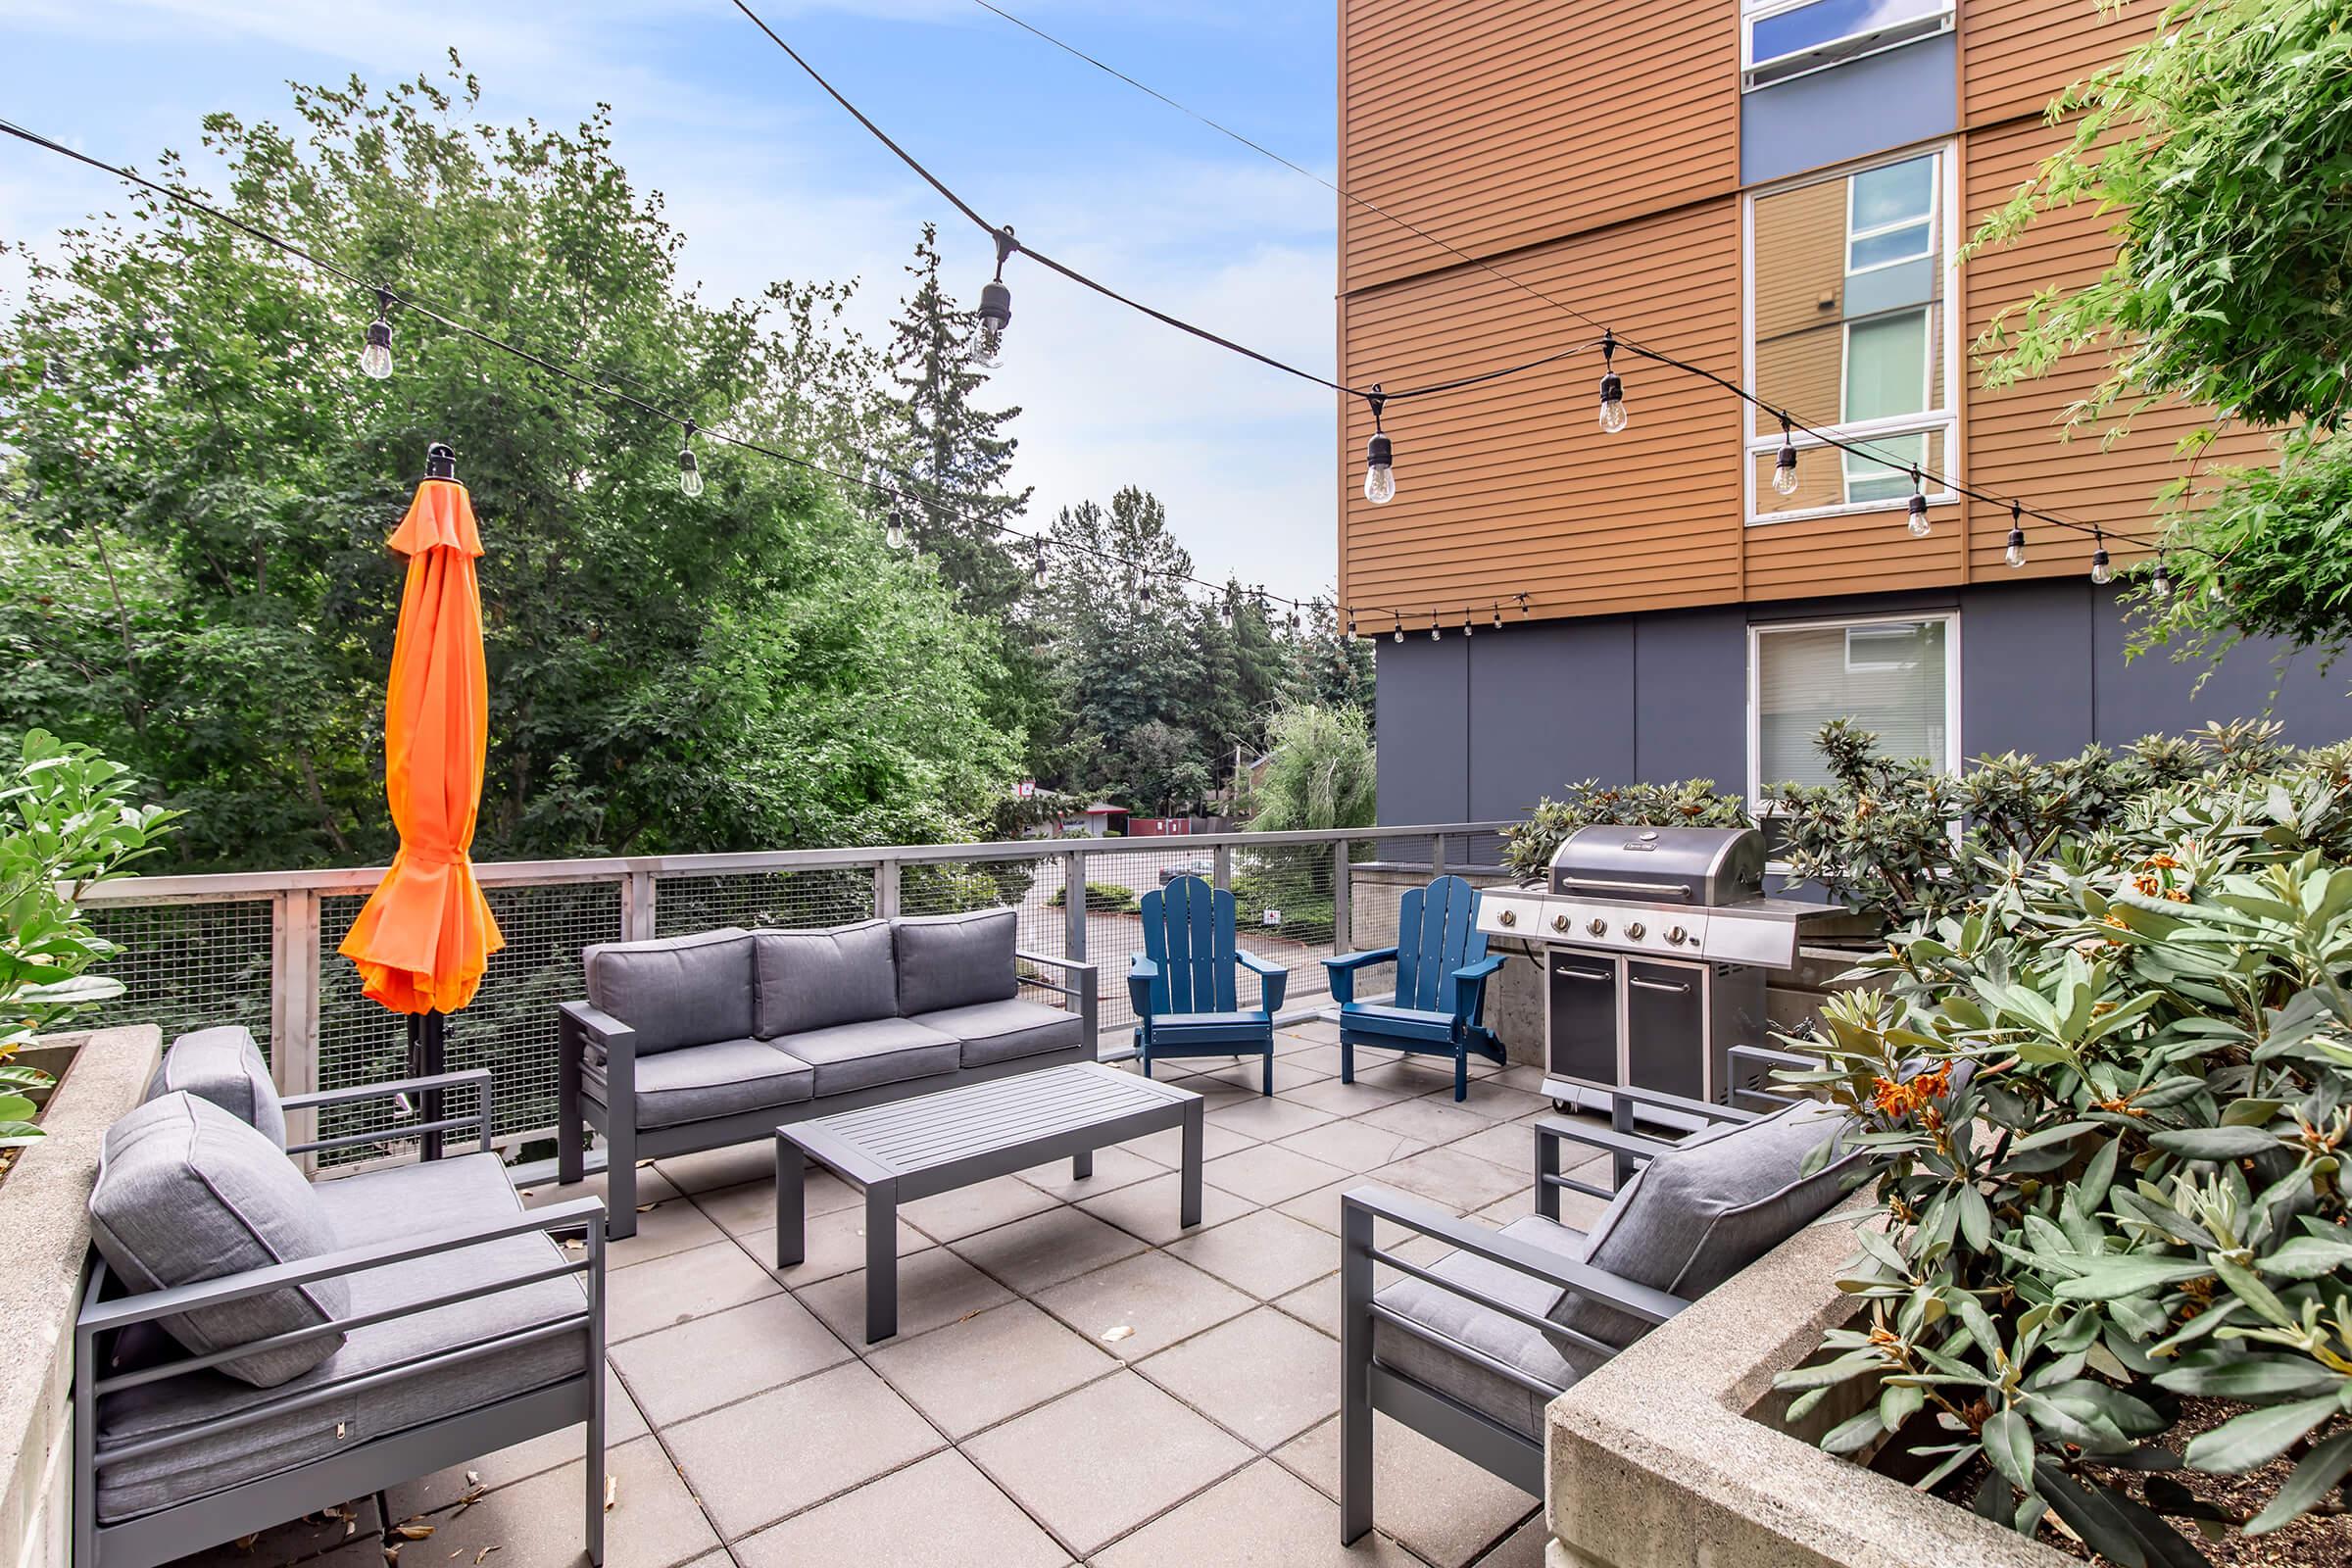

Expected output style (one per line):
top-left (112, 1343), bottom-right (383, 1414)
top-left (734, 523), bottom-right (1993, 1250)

top-left (337, 472), bottom-right (504, 1014)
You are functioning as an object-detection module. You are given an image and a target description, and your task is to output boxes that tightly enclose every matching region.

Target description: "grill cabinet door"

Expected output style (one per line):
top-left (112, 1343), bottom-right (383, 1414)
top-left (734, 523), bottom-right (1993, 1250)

top-left (1625, 958), bottom-right (1705, 1102)
top-left (1546, 956), bottom-right (1617, 1088)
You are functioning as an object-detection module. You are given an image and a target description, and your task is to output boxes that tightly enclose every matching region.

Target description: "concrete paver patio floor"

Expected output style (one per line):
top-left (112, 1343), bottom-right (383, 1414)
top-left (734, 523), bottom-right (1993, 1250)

top-left (170, 1021), bottom-right (1612, 1568)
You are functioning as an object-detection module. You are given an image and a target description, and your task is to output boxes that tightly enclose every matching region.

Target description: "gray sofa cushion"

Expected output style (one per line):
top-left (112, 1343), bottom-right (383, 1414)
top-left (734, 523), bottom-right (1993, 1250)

top-left (891, 909), bottom-right (1018, 1018)
top-left (597, 1038), bottom-right (815, 1128)
top-left (88, 1094), bottom-right (348, 1389)
top-left (98, 1152), bottom-right (586, 1523)
top-left (145, 1026), bottom-right (285, 1149)
top-left (1371, 1216), bottom-right (1585, 1441)
top-left (583, 927), bottom-right (754, 1054)
top-left (753, 920), bottom-right (898, 1039)
top-left (783, 1016), bottom-right (960, 1097)
top-left (915, 998), bottom-right (1085, 1069)
top-left (1549, 1101), bottom-right (1856, 1373)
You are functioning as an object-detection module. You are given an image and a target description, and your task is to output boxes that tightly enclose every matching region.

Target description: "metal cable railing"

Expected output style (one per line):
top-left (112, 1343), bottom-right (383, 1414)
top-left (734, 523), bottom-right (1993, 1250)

top-left (74, 823), bottom-right (1514, 1170)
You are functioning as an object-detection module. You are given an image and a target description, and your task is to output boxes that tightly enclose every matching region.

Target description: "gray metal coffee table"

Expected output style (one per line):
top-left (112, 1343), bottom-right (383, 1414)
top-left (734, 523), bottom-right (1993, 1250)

top-left (775, 1061), bottom-right (1204, 1342)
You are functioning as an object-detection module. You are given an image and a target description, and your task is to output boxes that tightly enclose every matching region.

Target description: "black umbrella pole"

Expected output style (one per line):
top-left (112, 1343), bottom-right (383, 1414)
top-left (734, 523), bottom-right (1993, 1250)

top-left (409, 1010), bottom-right (449, 1160)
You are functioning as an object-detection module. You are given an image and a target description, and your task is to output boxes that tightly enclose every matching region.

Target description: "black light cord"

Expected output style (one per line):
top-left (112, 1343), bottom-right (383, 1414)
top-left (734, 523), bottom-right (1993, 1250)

top-left (0, 117), bottom-right (1324, 611)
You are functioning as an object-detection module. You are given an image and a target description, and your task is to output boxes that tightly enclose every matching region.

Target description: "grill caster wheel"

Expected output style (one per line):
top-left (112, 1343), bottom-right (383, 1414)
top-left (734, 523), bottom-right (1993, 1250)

top-left (1552, 1098), bottom-right (1574, 1114)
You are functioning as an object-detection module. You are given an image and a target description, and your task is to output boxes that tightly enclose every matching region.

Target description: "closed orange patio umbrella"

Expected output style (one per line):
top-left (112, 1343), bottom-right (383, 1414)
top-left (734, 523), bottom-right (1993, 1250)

top-left (338, 442), bottom-right (504, 1150)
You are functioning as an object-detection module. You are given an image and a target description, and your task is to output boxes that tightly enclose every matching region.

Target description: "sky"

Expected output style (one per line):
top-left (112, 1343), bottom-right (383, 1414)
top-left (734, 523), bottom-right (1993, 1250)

top-left (0, 0), bottom-right (1346, 602)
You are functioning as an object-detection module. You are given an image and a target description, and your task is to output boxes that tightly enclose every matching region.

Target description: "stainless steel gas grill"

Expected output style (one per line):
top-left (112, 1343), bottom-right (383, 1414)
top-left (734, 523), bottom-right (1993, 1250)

top-left (1475, 825), bottom-right (1823, 1119)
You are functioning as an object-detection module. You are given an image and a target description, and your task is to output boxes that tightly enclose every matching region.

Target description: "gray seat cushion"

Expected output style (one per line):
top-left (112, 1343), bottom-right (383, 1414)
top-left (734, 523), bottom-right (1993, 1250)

top-left (97, 1152), bottom-right (587, 1523)
top-left (88, 1094), bottom-right (347, 1389)
top-left (891, 909), bottom-right (1018, 1017)
top-left (1550, 1101), bottom-right (1857, 1373)
top-left (754, 920), bottom-right (898, 1039)
top-left (582, 927), bottom-right (754, 1054)
top-left (915, 998), bottom-right (1085, 1068)
top-left (1371, 1216), bottom-right (1586, 1441)
top-left (145, 1026), bottom-right (286, 1149)
top-left (782, 1016), bottom-right (960, 1097)
top-left (590, 1038), bottom-right (815, 1128)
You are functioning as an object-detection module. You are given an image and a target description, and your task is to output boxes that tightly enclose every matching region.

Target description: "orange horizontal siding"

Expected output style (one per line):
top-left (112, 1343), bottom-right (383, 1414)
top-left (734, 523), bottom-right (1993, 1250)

top-left (1961, 0), bottom-right (2163, 128)
top-left (1340, 0), bottom-right (1738, 294)
top-left (1340, 201), bottom-right (1744, 621)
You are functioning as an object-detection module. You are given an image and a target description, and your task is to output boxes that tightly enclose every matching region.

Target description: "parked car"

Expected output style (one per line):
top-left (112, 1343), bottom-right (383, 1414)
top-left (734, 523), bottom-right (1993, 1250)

top-left (1157, 856), bottom-right (1214, 886)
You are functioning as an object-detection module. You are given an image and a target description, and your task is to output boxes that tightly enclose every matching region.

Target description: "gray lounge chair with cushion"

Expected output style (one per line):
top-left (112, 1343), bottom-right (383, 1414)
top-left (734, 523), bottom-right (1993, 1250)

top-left (559, 908), bottom-right (1099, 1237)
top-left (76, 1027), bottom-right (606, 1568)
top-left (1338, 1077), bottom-right (1858, 1544)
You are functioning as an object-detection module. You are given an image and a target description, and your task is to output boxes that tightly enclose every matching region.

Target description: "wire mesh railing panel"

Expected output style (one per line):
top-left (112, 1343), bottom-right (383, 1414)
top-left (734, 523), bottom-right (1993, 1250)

top-left (1072, 841), bottom-right (1215, 1032)
top-left (1230, 842), bottom-right (1341, 1005)
top-left (654, 868), bottom-right (876, 936)
top-left (314, 880), bottom-right (623, 1166)
top-left (86, 898), bottom-right (277, 1057)
top-left (900, 857), bottom-right (1068, 1009)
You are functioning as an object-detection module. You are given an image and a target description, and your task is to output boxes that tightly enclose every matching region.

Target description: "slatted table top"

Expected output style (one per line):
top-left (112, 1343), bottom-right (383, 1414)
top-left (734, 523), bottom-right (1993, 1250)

top-left (780, 1062), bottom-right (1200, 1185)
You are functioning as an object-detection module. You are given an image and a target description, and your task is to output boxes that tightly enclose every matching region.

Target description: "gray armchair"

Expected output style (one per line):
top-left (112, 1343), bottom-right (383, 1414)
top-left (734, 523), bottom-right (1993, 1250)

top-left (75, 1051), bottom-right (607, 1568)
top-left (1338, 1058), bottom-right (1852, 1544)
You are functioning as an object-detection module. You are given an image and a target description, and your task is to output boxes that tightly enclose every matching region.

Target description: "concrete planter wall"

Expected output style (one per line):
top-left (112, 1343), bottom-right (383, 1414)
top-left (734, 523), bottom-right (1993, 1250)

top-left (1543, 1207), bottom-right (2071, 1568)
top-left (1, 1025), bottom-right (164, 1568)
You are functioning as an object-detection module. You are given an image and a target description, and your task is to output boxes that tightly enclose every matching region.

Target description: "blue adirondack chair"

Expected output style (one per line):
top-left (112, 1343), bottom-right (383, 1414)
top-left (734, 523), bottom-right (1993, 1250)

top-left (1323, 875), bottom-right (1505, 1101)
top-left (1128, 875), bottom-right (1287, 1095)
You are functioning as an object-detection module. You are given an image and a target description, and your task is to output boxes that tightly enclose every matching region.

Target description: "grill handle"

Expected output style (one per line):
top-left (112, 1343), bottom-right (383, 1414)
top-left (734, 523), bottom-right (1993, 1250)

top-left (1629, 977), bottom-right (1690, 995)
top-left (1551, 964), bottom-right (1611, 982)
top-left (1553, 876), bottom-right (1693, 901)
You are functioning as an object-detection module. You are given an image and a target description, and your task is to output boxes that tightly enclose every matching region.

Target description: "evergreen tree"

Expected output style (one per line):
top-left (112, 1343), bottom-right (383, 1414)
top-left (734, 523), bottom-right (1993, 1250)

top-left (876, 223), bottom-right (1032, 614)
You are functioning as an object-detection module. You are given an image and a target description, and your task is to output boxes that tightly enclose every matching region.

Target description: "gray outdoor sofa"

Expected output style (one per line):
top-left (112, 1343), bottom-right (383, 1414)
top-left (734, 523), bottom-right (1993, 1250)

top-left (76, 1025), bottom-right (606, 1568)
top-left (558, 908), bottom-right (1100, 1238)
top-left (1338, 1060), bottom-right (1855, 1543)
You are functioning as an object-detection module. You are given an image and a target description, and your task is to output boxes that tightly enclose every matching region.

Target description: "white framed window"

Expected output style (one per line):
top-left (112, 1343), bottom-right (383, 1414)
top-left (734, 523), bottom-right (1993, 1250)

top-left (1741, 0), bottom-right (1954, 91)
top-left (1747, 612), bottom-right (1959, 806)
top-left (1743, 144), bottom-right (1960, 525)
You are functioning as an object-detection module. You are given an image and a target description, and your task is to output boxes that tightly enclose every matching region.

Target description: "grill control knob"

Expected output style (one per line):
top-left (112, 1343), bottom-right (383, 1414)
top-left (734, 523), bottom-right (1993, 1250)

top-left (1498, 908), bottom-right (1516, 927)
top-left (1586, 918), bottom-right (1607, 937)
top-left (1625, 921), bottom-right (1646, 940)
top-left (1551, 914), bottom-right (1570, 933)
top-left (1667, 925), bottom-right (1689, 946)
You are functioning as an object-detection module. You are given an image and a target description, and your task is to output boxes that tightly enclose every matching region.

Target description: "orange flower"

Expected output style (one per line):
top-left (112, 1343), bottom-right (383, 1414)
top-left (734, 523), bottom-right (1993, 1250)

top-left (1870, 1063), bottom-right (1953, 1120)
top-left (2141, 853), bottom-right (2182, 871)
top-left (2132, 873), bottom-right (2164, 898)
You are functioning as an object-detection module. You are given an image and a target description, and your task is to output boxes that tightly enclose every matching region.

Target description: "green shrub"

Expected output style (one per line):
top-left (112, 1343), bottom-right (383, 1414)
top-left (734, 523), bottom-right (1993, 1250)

top-left (1773, 763), bottom-right (2352, 1558)
top-left (1047, 881), bottom-right (1138, 914)
top-left (1501, 778), bottom-right (1750, 880)
top-left (1, 731), bottom-right (175, 1138)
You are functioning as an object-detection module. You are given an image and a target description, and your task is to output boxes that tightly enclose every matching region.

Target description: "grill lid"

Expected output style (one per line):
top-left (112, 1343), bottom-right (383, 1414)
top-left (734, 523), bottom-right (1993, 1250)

top-left (1548, 824), bottom-right (1767, 906)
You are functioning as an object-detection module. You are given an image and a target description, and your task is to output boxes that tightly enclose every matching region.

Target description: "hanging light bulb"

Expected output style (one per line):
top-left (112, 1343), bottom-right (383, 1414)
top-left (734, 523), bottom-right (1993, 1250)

top-left (1462, 609), bottom-right (1474, 638)
top-left (971, 226), bottom-right (1016, 368)
top-left (1031, 545), bottom-right (1049, 590)
top-left (1772, 414), bottom-right (1800, 497)
top-left (360, 288), bottom-right (394, 380)
top-left (887, 516), bottom-right (906, 551)
top-left (1905, 466), bottom-right (1931, 538)
top-left (1428, 612), bottom-right (1441, 642)
top-left (677, 420), bottom-right (705, 498)
top-left (1392, 618), bottom-right (1404, 644)
top-left (1220, 598), bottom-right (1234, 625)
top-left (1346, 612), bottom-right (1357, 638)
top-left (1139, 576), bottom-right (1154, 605)
top-left (1492, 602), bottom-right (1504, 630)
top-left (2210, 577), bottom-right (2229, 605)
top-left (2150, 555), bottom-right (2173, 598)
top-left (2089, 530), bottom-right (2114, 585)
top-left (1363, 387), bottom-right (1396, 505)
top-left (1287, 609), bottom-right (1301, 633)
top-left (1518, 594), bottom-right (1532, 618)
top-left (2004, 503), bottom-right (2027, 569)
top-left (1597, 330), bottom-right (1628, 433)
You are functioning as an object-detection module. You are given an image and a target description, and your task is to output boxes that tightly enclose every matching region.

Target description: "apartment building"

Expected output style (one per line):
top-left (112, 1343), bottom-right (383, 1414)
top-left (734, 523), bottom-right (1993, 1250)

top-left (1338, 0), bottom-right (2343, 823)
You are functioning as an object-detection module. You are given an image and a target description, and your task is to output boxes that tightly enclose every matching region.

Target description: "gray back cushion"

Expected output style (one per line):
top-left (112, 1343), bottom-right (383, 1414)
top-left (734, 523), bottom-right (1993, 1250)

top-left (89, 1093), bottom-right (348, 1388)
top-left (1549, 1101), bottom-right (1857, 1373)
top-left (892, 909), bottom-right (1018, 1017)
top-left (753, 920), bottom-right (898, 1039)
top-left (582, 927), bottom-right (754, 1054)
top-left (145, 1026), bottom-right (285, 1149)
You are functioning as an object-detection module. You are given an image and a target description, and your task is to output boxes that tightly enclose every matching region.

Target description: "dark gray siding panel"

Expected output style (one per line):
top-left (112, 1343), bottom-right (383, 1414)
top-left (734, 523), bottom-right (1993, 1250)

top-left (1375, 633), bottom-right (1470, 823)
top-left (1959, 578), bottom-right (2095, 760)
top-left (1635, 606), bottom-right (1748, 786)
top-left (2088, 587), bottom-right (2351, 748)
top-left (1466, 618), bottom-right (1637, 820)
top-left (1740, 32), bottom-right (1958, 186)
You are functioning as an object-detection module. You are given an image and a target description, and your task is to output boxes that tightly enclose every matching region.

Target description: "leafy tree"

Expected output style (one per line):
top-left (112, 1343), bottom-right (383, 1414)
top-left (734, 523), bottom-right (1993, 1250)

top-left (1972, 0), bottom-right (2352, 669)
top-left (0, 60), bottom-right (1015, 868)
top-left (1248, 701), bottom-right (1376, 832)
